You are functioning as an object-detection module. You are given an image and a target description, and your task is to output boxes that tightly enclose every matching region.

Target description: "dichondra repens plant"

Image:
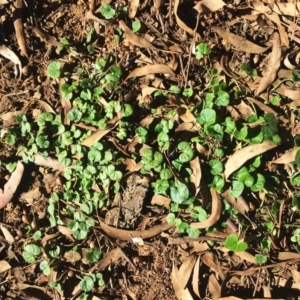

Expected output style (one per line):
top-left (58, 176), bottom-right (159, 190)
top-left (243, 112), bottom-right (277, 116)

top-left (1, 38), bottom-right (293, 297)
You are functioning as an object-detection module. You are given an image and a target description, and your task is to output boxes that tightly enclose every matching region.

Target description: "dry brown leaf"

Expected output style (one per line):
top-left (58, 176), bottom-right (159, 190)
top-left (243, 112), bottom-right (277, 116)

top-left (193, 0), bottom-right (225, 15)
top-left (81, 123), bottom-right (119, 147)
top-left (29, 153), bottom-right (67, 171)
top-left (85, 11), bottom-right (109, 26)
top-left (126, 64), bottom-right (175, 80)
top-left (224, 141), bottom-right (278, 180)
top-left (276, 84), bottom-right (300, 100)
top-left (0, 161), bottom-right (24, 209)
top-left (177, 105), bottom-right (197, 123)
top-left (201, 251), bottom-right (226, 280)
top-left (38, 100), bottom-right (56, 114)
top-left (222, 190), bottom-right (249, 215)
top-left (58, 225), bottom-right (75, 241)
top-left (175, 122), bottom-right (199, 132)
top-left (0, 260), bottom-right (11, 273)
top-left (291, 268), bottom-right (300, 289)
top-left (233, 251), bottom-right (257, 264)
top-left (178, 255), bottom-right (197, 289)
top-left (151, 194), bottom-right (171, 208)
top-left (190, 157), bottom-right (201, 196)
top-left (278, 251), bottom-right (300, 260)
top-left (268, 14), bottom-right (289, 47)
top-left (234, 100), bottom-right (255, 120)
top-left (174, 0), bottom-right (199, 38)
top-left (119, 20), bottom-right (153, 48)
top-left (59, 78), bottom-right (72, 125)
top-left (98, 248), bottom-right (125, 270)
top-left (41, 232), bottom-right (60, 247)
top-left (129, 0), bottom-right (139, 18)
top-left (0, 45), bottom-right (22, 69)
top-left (13, 0), bottom-right (28, 58)
top-left (0, 225), bottom-right (15, 244)
top-left (63, 251), bottom-right (81, 262)
top-left (190, 188), bottom-right (221, 229)
top-left (247, 97), bottom-right (278, 116)
top-left (256, 33), bottom-right (281, 95)
top-left (271, 147), bottom-right (300, 164)
top-left (171, 262), bottom-right (194, 300)
top-left (211, 26), bottom-right (268, 54)
top-left (208, 273), bottom-right (221, 298)
top-left (98, 219), bottom-right (173, 240)
top-left (253, 1), bottom-right (300, 18)
top-left (192, 255), bottom-right (201, 298)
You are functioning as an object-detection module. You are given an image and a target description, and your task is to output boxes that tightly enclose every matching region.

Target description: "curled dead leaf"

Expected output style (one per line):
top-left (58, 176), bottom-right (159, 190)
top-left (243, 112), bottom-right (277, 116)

top-left (0, 45), bottom-right (22, 69)
top-left (190, 188), bottom-right (221, 229)
top-left (174, 0), bottom-right (199, 37)
top-left (98, 219), bottom-right (173, 241)
top-left (224, 141), bottom-right (279, 180)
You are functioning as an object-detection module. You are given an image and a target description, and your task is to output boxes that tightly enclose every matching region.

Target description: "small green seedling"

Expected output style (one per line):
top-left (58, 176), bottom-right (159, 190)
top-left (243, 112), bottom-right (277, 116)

top-left (101, 3), bottom-right (115, 19)
top-left (195, 42), bottom-right (211, 59)
top-left (255, 254), bottom-right (267, 264)
top-left (240, 62), bottom-right (257, 77)
top-left (22, 244), bottom-right (41, 263)
top-left (47, 61), bottom-right (61, 78)
top-left (225, 234), bottom-right (248, 252)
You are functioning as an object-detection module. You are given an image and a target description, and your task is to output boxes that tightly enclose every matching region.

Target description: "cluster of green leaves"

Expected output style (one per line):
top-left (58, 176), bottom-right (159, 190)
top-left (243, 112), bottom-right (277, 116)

top-left (3, 54), bottom-right (135, 294)
top-left (22, 242), bottom-right (104, 297)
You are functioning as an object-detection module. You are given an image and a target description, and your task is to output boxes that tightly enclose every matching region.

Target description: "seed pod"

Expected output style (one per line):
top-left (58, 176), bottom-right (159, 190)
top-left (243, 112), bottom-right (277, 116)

top-left (22, 214), bottom-right (31, 225)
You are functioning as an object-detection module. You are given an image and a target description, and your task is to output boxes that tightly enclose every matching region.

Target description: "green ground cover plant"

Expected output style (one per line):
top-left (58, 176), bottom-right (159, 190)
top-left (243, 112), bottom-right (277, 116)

top-left (2, 19), bottom-right (300, 296)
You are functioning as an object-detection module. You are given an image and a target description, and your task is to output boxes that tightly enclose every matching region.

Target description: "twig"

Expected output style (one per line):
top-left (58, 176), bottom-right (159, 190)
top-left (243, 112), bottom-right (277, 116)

top-left (184, 12), bottom-right (201, 89)
top-left (167, 236), bottom-right (226, 245)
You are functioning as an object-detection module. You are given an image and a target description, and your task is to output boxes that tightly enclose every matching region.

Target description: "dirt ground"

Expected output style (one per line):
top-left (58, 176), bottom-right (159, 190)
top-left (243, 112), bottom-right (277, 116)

top-left (1, 0), bottom-right (300, 299)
